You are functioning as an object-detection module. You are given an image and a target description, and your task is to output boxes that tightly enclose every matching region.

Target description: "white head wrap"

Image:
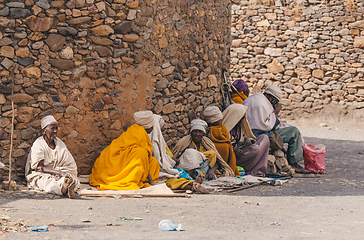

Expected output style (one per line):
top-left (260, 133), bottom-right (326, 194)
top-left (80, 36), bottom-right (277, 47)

top-left (202, 106), bottom-right (223, 124)
top-left (264, 85), bottom-right (282, 101)
top-left (133, 111), bottom-right (155, 129)
top-left (41, 115), bottom-right (57, 129)
top-left (190, 119), bottom-right (207, 134)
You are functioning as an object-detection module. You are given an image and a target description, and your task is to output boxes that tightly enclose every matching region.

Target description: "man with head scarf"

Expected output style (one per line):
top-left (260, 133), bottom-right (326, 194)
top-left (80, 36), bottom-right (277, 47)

top-left (149, 114), bottom-right (208, 193)
top-left (89, 111), bottom-right (160, 190)
top-left (231, 79), bottom-right (250, 104)
top-left (202, 106), bottom-right (240, 176)
top-left (222, 104), bottom-right (270, 176)
top-left (25, 115), bottom-right (79, 198)
top-left (242, 85), bottom-right (309, 173)
top-left (172, 119), bottom-right (235, 180)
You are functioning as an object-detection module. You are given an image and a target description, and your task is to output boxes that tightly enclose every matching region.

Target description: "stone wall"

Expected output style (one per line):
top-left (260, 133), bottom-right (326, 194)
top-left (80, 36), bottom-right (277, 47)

top-left (230, 0), bottom-right (364, 124)
top-left (0, 0), bottom-right (231, 180)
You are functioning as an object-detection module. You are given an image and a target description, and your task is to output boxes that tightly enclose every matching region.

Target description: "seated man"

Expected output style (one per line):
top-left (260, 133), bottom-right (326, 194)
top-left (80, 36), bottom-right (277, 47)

top-left (242, 85), bottom-right (309, 173)
top-left (25, 115), bottom-right (79, 199)
top-left (222, 104), bottom-right (269, 176)
top-left (231, 79), bottom-right (250, 104)
top-left (172, 119), bottom-right (235, 180)
top-left (89, 111), bottom-right (159, 190)
top-left (149, 114), bottom-right (207, 193)
top-left (202, 106), bottom-right (240, 177)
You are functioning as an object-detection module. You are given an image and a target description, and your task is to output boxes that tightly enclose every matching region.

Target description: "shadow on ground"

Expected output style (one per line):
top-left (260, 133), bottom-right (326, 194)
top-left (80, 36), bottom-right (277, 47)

top-left (226, 137), bottom-right (364, 197)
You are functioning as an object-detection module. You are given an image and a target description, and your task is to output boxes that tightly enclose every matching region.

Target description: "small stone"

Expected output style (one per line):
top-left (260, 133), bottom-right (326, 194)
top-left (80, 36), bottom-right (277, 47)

top-left (65, 106), bottom-right (80, 117)
top-left (0, 7), bottom-right (10, 16)
top-left (1, 58), bottom-right (14, 69)
top-left (91, 25), bottom-right (114, 36)
top-left (79, 77), bottom-right (95, 89)
top-left (264, 47), bottom-right (282, 57)
top-left (110, 120), bottom-right (121, 130)
top-left (12, 93), bottom-right (34, 103)
top-left (0, 46), bottom-right (14, 58)
top-left (21, 67), bottom-right (41, 78)
top-left (49, 59), bottom-right (74, 70)
top-left (45, 34), bottom-right (66, 51)
top-left (57, 27), bottom-right (78, 36)
top-left (0, 37), bottom-right (13, 46)
top-left (312, 69), bottom-right (324, 79)
top-left (6, 2), bottom-right (25, 8)
top-left (32, 41), bottom-right (44, 50)
top-left (127, 9), bottom-right (137, 20)
top-left (59, 46), bottom-right (73, 59)
top-left (36, 0), bottom-right (50, 9)
top-left (163, 102), bottom-right (175, 114)
top-left (0, 17), bottom-right (10, 27)
top-left (95, 46), bottom-right (111, 57)
top-left (267, 59), bottom-right (285, 74)
top-left (24, 16), bottom-right (53, 32)
top-left (28, 32), bottom-right (44, 41)
top-left (354, 37), bottom-right (364, 48)
top-left (208, 75), bottom-right (217, 88)
top-left (15, 47), bottom-right (29, 58)
top-left (114, 21), bottom-right (131, 34)
top-left (123, 34), bottom-right (139, 42)
top-left (161, 66), bottom-right (175, 75)
top-left (89, 36), bottom-right (113, 46)
top-left (67, 17), bottom-right (91, 25)
top-left (18, 58), bottom-right (34, 66)
top-left (126, 0), bottom-right (139, 8)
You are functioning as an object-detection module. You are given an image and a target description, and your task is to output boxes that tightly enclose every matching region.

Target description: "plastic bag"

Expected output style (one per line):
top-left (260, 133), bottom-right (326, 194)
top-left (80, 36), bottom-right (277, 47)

top-left (159, 219), bottom-right (183, 231)
top-left (303, 144), bottom-right (325, 173)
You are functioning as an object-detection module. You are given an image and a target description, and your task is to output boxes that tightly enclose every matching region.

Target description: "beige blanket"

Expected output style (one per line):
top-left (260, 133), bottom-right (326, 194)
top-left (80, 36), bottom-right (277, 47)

top-left (172, 135), bottom-right (235, 177)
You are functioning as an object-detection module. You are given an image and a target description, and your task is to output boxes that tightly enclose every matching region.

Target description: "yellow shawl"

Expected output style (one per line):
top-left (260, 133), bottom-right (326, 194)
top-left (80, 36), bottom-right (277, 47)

top-left (89, 124), bottom-right (159, 190)
top-left (210, 123), bottom-right (240, 176)
top-left (172, 135), bottom-right (235, 178)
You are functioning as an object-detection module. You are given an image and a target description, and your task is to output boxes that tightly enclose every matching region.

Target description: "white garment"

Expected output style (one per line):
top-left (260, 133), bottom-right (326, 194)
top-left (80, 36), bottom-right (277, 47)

top-left (178, 149), bottom-right (206, 171)
top-left (25, 136), bottom-right (79, 195)
top-left (242, 92), bottom-right (277, 132)
top-left (149, 115), bottom-right (180, 179)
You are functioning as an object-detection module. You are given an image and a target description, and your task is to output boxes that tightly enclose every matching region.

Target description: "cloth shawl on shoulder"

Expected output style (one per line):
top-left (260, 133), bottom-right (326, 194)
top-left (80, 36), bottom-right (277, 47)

top-left (242, 93), bottom-right (277, 132)
top-left (172, 135), bottom-right (235, 177)
top-left (149, 114), bottom-right (180, 179)
top-left (222, 104), bottom-right (255, 142)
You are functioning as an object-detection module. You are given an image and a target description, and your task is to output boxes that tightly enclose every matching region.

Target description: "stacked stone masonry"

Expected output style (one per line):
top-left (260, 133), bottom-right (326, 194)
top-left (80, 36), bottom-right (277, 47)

top-left (0, 0), bottom-right (231, 179)
top-left (230, 0), bottom-right (364, 123)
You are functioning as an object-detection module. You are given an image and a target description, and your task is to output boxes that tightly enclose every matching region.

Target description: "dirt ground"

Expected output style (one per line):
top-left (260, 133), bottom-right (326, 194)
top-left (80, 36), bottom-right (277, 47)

top-left (1, 123), bottom-right (364, 239)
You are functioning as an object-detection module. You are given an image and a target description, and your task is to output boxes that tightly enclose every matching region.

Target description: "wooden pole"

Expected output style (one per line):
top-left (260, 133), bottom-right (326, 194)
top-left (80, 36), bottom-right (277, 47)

top-left (7, 64), bottom-right (17, 189)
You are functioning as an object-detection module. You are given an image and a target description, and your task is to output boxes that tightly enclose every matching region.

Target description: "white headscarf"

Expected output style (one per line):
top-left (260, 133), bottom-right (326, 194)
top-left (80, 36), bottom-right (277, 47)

top-left (149, 114), bottom-right (180, 179)
top-left (202, 106), bottom-right (223, 124)
top-left (133, 111), bottom-right (154, 128)
top-left (190, 119), bottom-right (207, 134)
top-left (264, 85), bottom-right (282, 101)
top-left (41, 115), bottom-right (57, 129)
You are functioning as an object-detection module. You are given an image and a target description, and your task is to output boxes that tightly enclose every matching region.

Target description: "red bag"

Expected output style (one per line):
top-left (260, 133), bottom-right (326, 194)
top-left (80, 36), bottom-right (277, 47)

top-left (303, 144), bottom-right (325, 173)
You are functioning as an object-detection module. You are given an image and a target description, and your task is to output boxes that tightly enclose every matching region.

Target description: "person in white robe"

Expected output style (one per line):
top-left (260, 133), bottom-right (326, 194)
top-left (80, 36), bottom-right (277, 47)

top-left (25, 115), bottom-right (79, 198)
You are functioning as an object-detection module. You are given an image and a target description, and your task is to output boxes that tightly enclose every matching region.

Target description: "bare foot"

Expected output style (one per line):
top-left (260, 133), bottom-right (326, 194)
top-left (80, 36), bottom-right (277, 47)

top-left (195, 173), bottom-right (204, 184)
top-left (68, 177), bottom-right (76, 199)
top-left (192, 182), bottom-right (209, 194)
top-left (61, 175), bottom-right (71, 195)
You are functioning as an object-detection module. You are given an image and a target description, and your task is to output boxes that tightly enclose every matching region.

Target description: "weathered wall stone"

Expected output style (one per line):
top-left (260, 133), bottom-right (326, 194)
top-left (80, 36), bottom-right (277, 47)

top-left (230, 0), bottom-right (364, 125)
top-left (0, 0), bottom-right (232, 179)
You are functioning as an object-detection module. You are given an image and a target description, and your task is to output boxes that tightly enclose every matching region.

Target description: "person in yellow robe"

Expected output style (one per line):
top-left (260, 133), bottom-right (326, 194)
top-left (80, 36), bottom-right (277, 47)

top-left (231, 79), bottom-right (249, 104)
top-left (89, 111), bottom-right (159, 190)
top-left (202, 106), bottom-right (240, 177)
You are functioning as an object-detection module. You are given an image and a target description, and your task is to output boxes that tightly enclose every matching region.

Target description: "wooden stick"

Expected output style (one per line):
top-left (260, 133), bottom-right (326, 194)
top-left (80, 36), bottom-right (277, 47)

top-left (80, 193), bottom-right (191, 198)
top-left (227, 181), bottom-right (264, 193)
top-left (8, 64), bottom-right (17, 189)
